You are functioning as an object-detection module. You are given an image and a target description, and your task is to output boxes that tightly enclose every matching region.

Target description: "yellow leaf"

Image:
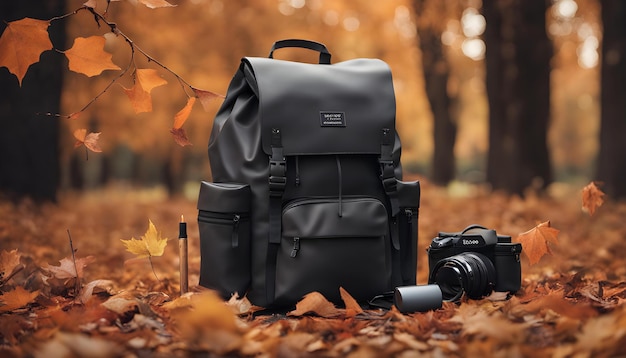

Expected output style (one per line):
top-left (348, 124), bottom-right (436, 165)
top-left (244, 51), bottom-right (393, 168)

top-left (517, 221), bottom-right (560, 265)
top-left (64, 36), bottom-right (120, 77)
top-left (0, 286), bottom-right (40, 313)
top-left (0, 18), bottom-right (52, 86)
top-left (173, 97), bottom-right (196, 129)
top-left (121, 219), bottom-right (167, 258)
top-left (123, 69), bottom-right (167, 113)
top-left (582, 182), bottom-right (605, 216)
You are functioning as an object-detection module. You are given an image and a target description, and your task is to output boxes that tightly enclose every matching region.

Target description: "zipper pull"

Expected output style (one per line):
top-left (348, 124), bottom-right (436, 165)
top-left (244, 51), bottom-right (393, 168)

top-left (404, 208), bottom-right (413, 223)
top-left (231, 214), bottom-right (241, 248)
top-left (290, 237), bottom-right (300, 258)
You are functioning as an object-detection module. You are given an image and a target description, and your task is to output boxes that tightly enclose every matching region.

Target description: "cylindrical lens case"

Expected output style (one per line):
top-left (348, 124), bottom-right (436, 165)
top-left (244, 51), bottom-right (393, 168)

top-left (394, 284), bottom-right (443, 313)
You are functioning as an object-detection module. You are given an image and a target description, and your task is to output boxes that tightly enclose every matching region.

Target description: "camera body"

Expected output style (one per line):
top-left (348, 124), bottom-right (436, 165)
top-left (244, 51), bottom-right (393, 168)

top-left (427, 225), bottom-right (522, 301)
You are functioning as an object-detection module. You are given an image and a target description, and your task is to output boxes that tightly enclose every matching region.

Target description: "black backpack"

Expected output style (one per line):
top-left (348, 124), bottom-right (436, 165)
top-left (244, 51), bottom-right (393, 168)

top-left (197, 39), bottom-right (420, 308)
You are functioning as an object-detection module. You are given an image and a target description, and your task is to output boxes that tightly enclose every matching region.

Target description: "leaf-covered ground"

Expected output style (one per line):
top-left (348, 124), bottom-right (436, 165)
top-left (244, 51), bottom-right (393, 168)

top-left (1, 181), bottom-right (625, 357)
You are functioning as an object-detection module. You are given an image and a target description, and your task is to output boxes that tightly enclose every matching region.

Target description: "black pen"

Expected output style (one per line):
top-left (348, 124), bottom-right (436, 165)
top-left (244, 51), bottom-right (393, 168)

top-left (179, 214), bottom-right (188, 295)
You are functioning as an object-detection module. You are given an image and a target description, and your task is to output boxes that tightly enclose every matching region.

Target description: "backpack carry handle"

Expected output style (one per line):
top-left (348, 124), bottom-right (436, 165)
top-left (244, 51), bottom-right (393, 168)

top-left (268, 39), bottom-right (332, 64)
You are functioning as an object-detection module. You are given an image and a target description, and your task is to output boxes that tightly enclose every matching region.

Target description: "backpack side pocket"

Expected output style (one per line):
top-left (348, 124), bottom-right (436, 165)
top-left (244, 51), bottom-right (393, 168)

top-left (197, 181), bottom-right (251, 299)
top-left (393, 180), bottom-right (420, 287)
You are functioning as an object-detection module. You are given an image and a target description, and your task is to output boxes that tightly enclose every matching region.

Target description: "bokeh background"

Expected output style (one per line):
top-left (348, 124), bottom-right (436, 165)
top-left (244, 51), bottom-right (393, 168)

top-left (1, 0), bottom-right (623, 201)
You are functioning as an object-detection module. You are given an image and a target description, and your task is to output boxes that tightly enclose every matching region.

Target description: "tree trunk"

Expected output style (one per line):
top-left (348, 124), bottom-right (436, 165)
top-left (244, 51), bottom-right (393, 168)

top-left (412, 0), bottom-right (458, 185)
top-left (0, 0), bottom-right (65, 201)
top-left (598, 0), bottom-right (626, 199)
top-left (483, 0), bottom-right (552, 195)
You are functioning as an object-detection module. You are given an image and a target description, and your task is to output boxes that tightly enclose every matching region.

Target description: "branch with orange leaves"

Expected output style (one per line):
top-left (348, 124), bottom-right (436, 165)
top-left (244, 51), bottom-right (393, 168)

top-left (0, 0), bottom-right (224, 150)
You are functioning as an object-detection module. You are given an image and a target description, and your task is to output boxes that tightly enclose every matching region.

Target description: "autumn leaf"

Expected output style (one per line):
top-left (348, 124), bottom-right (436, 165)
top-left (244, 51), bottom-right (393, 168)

top-left (226, 293), bottom-right (263, 316)
top-left (83, 0), bottom-right (98, 8)
top-left (517, 221), bottom-right (560, 265)
top-left (78, 279), bottom-right (115, 304)
top-left (0, 249), bottom-right (23, 286)
top-left (171, 291), bottom-right (244, 354)
top-left (0, 18), bottom-right (53, 86)
top-left (138, 0), bottom-right (177, 9)
top-left (123, 69), bottom-right (167, 113)
top-left (0, 286), bottom-right (40, 313)
top-left (340, 287), bottom-right (364, 317)
top-left (173, 97), bottom-right (196, 129)
top-left (170, 127), bottom-right (193, 147)
top-left (582, 182), bottom-right (605, 216)
top-left (64, 36), bottom-right (121, 77)
top-left (193, 87), bottom-right (225, 111)
top-left (121, 219), bottom-right (167, 258)
top-left (288, 291), bottom-right (342, 318)
top-left (43, 255), bottom-right (95, 281)
top-left (73, 128), bottom-right (103, 153)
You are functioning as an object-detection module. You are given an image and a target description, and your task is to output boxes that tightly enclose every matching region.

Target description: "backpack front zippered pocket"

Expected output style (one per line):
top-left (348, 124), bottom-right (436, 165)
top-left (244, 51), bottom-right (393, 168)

top-left (274, 197), bottom-right (392, 305)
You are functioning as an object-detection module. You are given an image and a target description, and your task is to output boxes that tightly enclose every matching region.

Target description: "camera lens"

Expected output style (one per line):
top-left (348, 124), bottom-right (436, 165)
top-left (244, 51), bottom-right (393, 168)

top-left (430, 252), bottom-right (496, 301)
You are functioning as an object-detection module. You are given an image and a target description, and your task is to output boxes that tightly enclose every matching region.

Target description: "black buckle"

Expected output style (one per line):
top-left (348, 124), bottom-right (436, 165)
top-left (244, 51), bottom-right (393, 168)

top-left (269, 158), bottom-right (286, 194)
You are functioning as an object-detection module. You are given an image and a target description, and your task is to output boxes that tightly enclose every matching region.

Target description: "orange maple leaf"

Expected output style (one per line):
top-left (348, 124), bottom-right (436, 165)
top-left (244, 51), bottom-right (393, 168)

top-left (64, 36), bottom-right (121, 77)
top-left (192, 88), bottom-right (225, 111)
top-left (123, 69), bottom-right (167, 113)
top-left (0, 18), bottom-right (53, 86)
top-left (517, 221), bottom-right (560, 265)
top-left (173, 97), bottom-right (196, 129)
top-left (0, 286), bottom-right (40, 313)
top-left (582, 182), bottom-right (605, 216)
top-left (170, 127), bottom-right (193, 147)
top-left (73, 128), bottom-right (103, 153)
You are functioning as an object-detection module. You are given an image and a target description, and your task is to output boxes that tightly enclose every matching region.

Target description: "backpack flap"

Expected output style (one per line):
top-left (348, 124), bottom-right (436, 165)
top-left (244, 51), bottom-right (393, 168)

top-left (242, 57), bottom-right (397, 156)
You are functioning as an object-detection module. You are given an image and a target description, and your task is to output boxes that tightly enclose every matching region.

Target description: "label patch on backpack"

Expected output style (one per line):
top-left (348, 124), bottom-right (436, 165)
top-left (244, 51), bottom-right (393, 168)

top-left (320, 112), bottom-right (346, 127)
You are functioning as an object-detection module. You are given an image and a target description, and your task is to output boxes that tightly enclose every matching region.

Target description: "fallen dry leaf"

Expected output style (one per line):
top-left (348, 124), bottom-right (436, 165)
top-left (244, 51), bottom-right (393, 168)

top-left (43, 255), bottom-right (95, 281)
top-left (340, 287), bottom-right (364, 317)
top-left (517, 221), bottom-right (560, 265)
top-left (0, 249), bottom-right (23, 286)
top-left (0, 286), bottom-right (40, 313)
top-left (288, 291), bottom-right (342, 318)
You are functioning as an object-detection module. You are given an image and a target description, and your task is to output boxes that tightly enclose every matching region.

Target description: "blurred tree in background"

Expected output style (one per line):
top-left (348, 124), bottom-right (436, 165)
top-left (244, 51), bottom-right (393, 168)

top-left (0, 0), bottom-right (66, 201)
top-left (598, 0), bottom-right (626, 199)
top-left (483, 0), bottom-right (553, 195)
top-left (1, 0), bottom-right (623, 200)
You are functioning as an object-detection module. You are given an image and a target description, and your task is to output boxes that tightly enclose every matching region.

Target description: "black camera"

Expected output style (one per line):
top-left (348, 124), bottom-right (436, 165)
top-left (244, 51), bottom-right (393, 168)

top-left (427, 225), bottom-right (522, 301)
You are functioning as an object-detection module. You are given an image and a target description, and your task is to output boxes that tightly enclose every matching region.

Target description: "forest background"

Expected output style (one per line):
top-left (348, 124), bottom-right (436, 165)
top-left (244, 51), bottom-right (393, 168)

top-left (2, 0), bottom-right (623, 201)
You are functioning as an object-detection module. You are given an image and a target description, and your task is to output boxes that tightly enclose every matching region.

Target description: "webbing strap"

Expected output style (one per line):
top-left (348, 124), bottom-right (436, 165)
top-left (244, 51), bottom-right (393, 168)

top-left (379, 128), bottom-right (399, 216)
top-left (266, 128), bottom-right (286, 304)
